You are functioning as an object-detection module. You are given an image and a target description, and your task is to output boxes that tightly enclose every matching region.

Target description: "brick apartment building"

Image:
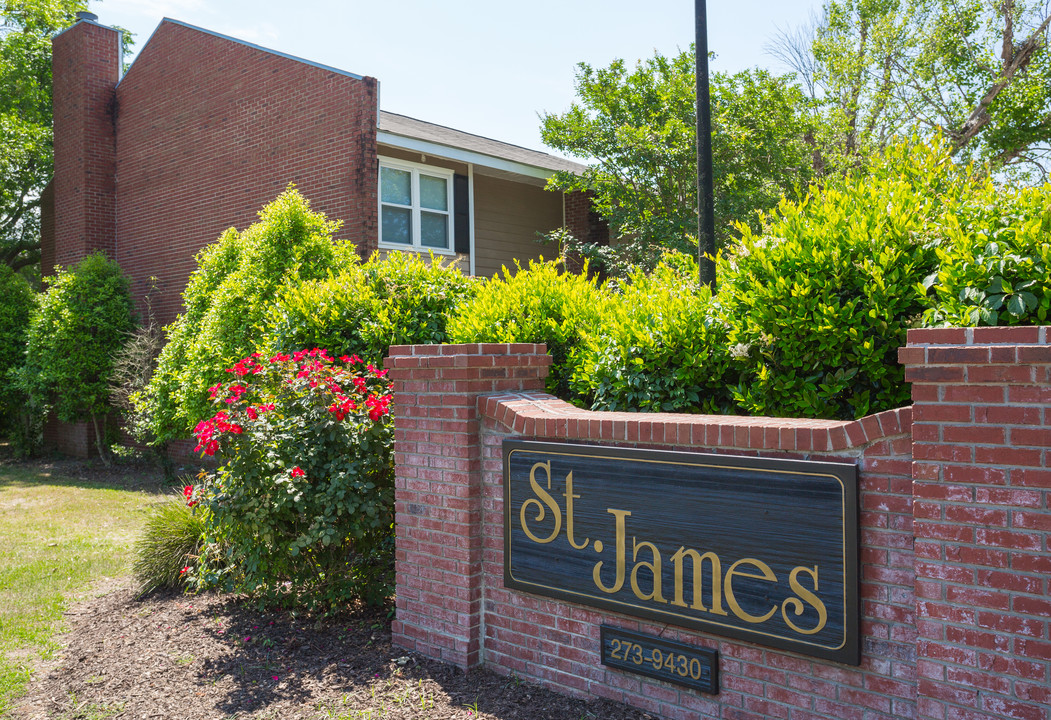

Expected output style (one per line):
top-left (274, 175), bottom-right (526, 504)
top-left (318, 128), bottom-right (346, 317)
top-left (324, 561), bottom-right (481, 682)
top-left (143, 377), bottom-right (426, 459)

top-left (43, 13), bottom-right (606, 328)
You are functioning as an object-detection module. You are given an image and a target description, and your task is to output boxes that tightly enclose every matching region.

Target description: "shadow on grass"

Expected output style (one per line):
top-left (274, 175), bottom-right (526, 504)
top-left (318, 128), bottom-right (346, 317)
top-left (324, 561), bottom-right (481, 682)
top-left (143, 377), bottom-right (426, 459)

top-left (0, 442), bottom-right (184, 496)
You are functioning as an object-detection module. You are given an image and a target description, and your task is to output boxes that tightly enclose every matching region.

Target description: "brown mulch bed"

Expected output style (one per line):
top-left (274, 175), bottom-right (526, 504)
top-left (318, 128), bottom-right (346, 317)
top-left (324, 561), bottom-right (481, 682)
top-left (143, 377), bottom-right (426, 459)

top-left (13, 582), bottom-right (657, 720)
top-left (7, 454), bottom-right (655, 720)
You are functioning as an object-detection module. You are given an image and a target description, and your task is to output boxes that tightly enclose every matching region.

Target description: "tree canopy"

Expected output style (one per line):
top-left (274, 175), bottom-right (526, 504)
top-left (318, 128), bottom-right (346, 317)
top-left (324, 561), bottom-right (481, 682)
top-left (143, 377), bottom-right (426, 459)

top-left (773, 0), bottom-right (1051, 179)
top-left (0, 0), bottom-right (86, 272)
top-left (540, 48), bottom-right (816, 266)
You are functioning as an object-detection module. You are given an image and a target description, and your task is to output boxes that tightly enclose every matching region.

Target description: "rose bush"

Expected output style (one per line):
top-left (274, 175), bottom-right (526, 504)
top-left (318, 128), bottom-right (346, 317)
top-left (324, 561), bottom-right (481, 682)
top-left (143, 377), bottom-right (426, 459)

top-left (190, 348), bottom-right (394, 610)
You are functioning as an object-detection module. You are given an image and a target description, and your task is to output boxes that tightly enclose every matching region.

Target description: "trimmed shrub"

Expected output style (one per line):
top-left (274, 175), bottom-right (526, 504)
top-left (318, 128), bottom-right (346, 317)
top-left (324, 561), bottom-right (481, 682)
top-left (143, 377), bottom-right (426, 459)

top-left (265, 250), bottom-right (477, 363)
top-left (133, 489), bottom-right (206, 596)
top-left (0, 265), bottom-right (35, 431)
top-left (139, 187), bottom-right (346, 444)
top-left (922, 181), bottom-right (1051, 326)
top-left (575, 254), bottom-right (734, 413)
top-left (447, 258), bottom-right (615, 398)
top-left (716, 140), bottom-right (975, 420)
top-left (18, 252), bottom-right (134, 459)
top-left (191, 350), bottom-right (394, 611)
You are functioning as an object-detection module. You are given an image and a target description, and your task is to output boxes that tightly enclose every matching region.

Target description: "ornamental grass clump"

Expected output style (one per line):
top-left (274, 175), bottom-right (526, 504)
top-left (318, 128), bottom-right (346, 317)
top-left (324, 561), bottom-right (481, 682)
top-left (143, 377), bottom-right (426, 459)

top-left (190, 349), bottom-right (394, 611)
top-left (132, 486), bottom-right (206, 597)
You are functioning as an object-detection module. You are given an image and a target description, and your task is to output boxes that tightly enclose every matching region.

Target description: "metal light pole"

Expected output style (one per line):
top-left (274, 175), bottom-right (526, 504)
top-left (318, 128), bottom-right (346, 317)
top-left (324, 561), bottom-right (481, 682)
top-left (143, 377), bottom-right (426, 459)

top-left (695, 0), bottom-right (716, 289)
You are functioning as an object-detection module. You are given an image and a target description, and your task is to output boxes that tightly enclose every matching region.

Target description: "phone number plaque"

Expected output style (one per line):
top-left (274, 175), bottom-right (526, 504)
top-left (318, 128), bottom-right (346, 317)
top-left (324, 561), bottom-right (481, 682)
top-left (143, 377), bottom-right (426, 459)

top-left (600, 626), bottom-right (719, 694)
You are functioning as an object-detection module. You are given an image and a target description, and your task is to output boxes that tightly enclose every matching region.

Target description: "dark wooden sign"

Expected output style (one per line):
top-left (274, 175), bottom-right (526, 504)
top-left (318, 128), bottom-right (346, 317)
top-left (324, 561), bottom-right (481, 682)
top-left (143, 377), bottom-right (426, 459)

top-left (503, 440), bottom-right (859, 665)
top-left (601, 625), bottom-right (719, 693)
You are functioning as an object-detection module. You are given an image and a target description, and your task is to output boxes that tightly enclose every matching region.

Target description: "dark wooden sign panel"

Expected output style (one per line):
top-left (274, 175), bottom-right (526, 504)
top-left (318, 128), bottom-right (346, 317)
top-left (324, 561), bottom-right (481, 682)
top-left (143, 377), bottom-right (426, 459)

top-left (601, 625), bottom-right (719, 694)
top-left (503, 440), bottom-right (859, 665)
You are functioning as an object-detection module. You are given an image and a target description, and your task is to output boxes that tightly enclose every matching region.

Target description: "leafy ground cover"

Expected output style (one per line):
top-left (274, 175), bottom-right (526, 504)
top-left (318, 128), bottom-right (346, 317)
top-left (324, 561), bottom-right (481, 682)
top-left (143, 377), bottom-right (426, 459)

top-left (2, 455), bottom-right (652, 720)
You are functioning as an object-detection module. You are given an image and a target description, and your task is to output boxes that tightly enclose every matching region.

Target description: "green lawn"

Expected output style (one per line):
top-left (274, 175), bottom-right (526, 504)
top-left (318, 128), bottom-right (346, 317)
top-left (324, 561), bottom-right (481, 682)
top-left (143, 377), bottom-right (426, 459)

top-left (0, 461), bottom-right (161, 715)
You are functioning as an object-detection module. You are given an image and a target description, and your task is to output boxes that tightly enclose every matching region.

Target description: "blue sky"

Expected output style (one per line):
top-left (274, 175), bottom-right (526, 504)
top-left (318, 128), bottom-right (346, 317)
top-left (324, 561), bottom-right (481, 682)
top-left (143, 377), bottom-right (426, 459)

top-left (90, 0), bottom-right (822, 153)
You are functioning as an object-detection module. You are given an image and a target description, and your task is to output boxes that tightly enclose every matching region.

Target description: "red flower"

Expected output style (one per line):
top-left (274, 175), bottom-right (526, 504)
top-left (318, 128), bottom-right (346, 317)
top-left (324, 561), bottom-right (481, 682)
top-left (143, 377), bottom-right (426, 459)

top-left (183, 485), bottom-right (196, 507)
top-left (180, 566), bottom-right (189, 575)
top-left (290, 466), bottom-right (305, 478)
top-left (245, 406), bottom-right (258, 420)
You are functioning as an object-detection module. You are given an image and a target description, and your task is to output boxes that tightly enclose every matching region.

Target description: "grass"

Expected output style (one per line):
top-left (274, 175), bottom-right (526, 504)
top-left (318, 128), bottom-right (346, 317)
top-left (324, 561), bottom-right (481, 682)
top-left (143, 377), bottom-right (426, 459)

top-left (0, 461), bottom-right (161, 716)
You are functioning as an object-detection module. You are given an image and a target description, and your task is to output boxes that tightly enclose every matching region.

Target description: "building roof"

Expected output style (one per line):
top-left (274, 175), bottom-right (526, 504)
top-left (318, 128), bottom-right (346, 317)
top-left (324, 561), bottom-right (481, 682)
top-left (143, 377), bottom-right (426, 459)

top-left (378, 111), bottom-right (587, 180)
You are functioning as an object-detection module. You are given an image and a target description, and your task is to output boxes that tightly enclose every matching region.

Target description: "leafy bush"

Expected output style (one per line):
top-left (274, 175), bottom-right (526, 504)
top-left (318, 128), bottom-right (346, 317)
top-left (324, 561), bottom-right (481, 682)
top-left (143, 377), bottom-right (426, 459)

top-left (447, 259), bottom-right (615, 398)
top-left (139, 187), bottom-right (346, 445)
top-left (0, 265), bottom-right (34, 432)
top-left (17, 252), bottom-right (134, 459)
top-left (190, 349), bottom-right (394, 611)
top-left (265, 251), bottom-right (477, 363)
top-left (576, 254), bottom-right (734, 412)
top-left (922, 181), bottom-right (1051, 326)
top-left (716, 140), bottom-right (976, 419)
top-left (133, 488), bottom-right (206, 596)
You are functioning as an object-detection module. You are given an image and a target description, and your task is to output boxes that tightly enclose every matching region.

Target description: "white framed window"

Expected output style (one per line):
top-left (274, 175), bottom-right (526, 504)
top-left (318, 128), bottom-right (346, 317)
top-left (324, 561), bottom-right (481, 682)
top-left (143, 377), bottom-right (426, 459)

top-left (378, 157), bottom-right (454, 253)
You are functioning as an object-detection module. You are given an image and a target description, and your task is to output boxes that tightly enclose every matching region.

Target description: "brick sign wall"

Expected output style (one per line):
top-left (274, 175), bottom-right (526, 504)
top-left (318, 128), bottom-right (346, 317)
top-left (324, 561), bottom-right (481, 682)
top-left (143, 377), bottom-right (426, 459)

top-left (388, 327), bottom-right (1050, 720)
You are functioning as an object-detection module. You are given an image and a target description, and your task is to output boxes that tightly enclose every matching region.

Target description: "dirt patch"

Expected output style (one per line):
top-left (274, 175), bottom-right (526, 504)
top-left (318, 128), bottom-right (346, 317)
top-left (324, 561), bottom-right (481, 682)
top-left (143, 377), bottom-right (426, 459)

top-left (11, 579), bottom-right (654, 720)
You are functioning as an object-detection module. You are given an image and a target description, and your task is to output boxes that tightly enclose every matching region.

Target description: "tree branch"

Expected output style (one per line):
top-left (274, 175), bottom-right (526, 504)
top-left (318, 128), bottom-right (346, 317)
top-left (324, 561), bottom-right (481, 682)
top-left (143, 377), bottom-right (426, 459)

top-left (949, 11), bottom-right (1051, 152)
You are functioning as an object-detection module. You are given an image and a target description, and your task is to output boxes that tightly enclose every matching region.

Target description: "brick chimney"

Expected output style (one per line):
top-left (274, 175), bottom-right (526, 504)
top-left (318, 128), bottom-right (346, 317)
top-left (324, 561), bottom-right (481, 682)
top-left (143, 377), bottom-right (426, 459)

top-left (49, 14), bottom-right (121, 272)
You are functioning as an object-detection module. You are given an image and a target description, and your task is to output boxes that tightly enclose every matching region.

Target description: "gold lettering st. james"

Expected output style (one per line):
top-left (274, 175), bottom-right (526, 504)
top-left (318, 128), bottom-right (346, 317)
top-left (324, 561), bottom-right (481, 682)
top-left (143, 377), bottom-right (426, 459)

top-left (518, 460), bottom-right (828, 636)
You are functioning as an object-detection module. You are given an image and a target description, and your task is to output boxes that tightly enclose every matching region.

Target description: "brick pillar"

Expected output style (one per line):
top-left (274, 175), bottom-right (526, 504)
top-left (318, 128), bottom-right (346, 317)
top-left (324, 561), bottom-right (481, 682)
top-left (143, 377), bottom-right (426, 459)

top-left (52, 17), bottom-right (120, 270)
top-left (385, 343), bottom-right (550, 668)
top-left (900, 327), bottom-right (1051, 720)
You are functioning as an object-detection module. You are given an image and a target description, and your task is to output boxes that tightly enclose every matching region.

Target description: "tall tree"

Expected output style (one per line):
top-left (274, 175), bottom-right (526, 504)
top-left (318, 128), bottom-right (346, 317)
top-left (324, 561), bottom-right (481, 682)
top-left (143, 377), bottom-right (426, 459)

top-left (772, 0), bottom-right (1051, 179)
top-left (540, 48), bottom-right (815, 265)
top-left (0, 0), bottom-right (85, 273)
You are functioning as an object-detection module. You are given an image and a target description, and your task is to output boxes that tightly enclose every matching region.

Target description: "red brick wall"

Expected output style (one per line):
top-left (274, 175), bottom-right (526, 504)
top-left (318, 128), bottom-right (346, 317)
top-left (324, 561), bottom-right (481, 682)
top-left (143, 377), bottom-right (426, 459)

top-left (112, 21), bottom-right (378, 326)
top-left (39, 181), bottom-right (55, 274)
top-left (900, 327), bottom-right (1051, 720)
top-left (564, 190), bottom-right (609, 246)
top-left (387, 343), bottom-right (551, 667)
top-left (51, 19), bottom-right (120, 273)
top-left (388, 333), bottom-right (1051, 720)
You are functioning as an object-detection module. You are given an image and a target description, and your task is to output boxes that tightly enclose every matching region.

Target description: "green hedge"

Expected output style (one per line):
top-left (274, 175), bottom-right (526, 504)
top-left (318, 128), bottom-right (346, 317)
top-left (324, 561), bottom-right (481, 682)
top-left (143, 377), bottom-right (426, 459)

top-left (0, 266), bottom-right (34, 428)
top-left (139, 187), bottom-right (345, 444)
top-left (447, 259), bottom-right (615, 398)
top-left (264, 250), bottom-right (476, 364)
top-left (574, 254), bottom-right (733, 413)
top-left (18, 253), bottom-right (135, 457)
top-left (922, 180), bottom-right (1051, 326)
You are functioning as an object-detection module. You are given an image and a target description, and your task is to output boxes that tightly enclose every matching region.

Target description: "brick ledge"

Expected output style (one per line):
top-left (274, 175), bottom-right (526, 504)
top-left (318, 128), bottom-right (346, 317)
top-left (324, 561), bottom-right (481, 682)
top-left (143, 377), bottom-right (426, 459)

top-left (479, 392), bottom-right (912, 453)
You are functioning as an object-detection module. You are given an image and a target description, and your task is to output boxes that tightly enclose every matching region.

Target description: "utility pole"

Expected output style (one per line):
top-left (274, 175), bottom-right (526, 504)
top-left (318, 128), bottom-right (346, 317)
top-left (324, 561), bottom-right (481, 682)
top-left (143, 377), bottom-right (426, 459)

top-left (695, 0), bottom-right (716, 289)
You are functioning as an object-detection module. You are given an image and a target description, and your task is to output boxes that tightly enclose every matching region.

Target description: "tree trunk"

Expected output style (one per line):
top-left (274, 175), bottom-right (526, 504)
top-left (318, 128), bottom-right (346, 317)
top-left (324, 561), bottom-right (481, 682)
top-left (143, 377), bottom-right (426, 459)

top-left (91, 413), bottom-right (110, 466)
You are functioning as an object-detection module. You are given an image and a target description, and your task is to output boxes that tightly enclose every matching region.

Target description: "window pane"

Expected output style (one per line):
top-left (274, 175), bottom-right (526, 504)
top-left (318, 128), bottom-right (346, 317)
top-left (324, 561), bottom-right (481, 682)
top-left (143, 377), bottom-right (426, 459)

top-left (382, 206), bottom-right (412, 244)
top-left (419, 174), bottom-right (448, 211)
top-left (420, 211), bottom-right (449, 249)
top-left (381, 167), bottom-right (411, 205)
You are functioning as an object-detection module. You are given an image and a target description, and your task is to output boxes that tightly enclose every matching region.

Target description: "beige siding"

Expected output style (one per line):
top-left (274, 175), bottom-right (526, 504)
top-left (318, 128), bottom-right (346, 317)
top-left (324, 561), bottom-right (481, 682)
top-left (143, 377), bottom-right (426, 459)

top-left (473, 174), bottom-right (563, 278)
